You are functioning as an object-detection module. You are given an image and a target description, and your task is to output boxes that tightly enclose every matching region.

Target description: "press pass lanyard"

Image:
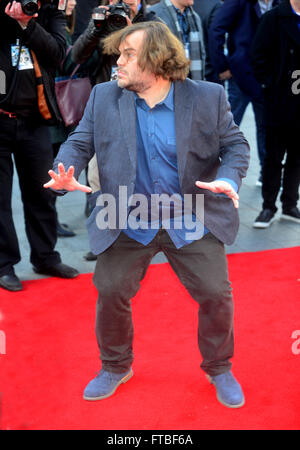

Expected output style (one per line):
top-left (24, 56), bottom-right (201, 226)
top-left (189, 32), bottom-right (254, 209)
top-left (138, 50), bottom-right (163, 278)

top-left (0, 38), bottom-right (23, 104)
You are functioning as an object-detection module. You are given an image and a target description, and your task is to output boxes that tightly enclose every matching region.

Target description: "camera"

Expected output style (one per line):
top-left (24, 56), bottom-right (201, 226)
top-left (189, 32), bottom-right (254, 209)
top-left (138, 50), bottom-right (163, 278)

top-left (19, 0), bottom-right (67, 16)
top-left (92, 1), bottom-right (130, 31)
top-left (19, 0), bottom-right (39, 15)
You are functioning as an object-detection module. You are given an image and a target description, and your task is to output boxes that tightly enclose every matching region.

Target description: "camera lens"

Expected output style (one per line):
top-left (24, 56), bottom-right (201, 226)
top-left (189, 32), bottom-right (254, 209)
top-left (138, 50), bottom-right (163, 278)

top-left (21, 0), bottom-right (39, 16)
top-left (108, 13), bottom-right (127, 28)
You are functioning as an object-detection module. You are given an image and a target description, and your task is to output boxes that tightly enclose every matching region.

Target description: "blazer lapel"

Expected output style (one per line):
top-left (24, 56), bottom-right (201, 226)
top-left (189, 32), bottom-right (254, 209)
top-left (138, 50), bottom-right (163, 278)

top-left (118, 82), bottom-right (194, 185)
top-left (174, 80), bottom-right (194, 186)
top-left (253, 2), bottom-right (262, 18)
top-left (118, 89), bottom-right (137, 170)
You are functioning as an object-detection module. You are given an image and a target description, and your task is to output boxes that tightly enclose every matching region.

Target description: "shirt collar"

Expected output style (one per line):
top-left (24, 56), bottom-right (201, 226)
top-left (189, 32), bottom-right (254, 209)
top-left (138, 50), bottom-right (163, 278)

top-left (258, 0), bottom-right (274, 14)
top-left (134, 82), bottom-right (174, 111)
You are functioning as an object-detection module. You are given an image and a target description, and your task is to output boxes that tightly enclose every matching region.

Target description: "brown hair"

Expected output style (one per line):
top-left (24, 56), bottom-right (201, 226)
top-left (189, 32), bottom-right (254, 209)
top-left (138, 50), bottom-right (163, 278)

top-left (102, 21), bottom-right (190, 81)
top-left (66, 9), bottom-right (76, 35)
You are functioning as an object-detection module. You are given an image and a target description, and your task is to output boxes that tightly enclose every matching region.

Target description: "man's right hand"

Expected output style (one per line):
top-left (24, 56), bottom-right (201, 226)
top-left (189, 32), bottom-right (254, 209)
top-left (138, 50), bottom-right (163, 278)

top-left (44, 163), bottom-right (92, 193)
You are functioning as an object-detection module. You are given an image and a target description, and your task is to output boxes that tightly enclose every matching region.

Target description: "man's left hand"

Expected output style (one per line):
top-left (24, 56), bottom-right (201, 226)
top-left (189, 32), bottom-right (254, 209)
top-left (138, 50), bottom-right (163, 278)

top-left (5, 1), bottom-right (38, 28)
top-left (195, 180), bottom-right (239, 208)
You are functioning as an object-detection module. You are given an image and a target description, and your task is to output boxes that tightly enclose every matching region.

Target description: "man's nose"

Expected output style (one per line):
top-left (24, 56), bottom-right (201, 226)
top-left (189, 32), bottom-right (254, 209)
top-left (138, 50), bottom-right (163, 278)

top-left (117, 54), bottom-right (125, 66)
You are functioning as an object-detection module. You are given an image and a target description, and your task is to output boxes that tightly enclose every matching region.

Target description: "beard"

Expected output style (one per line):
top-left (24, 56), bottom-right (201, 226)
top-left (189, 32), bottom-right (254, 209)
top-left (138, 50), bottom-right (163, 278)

top-left (117, 70), bottom-right (154, 94)
top-left (117, 78), bottom-right (151, 93)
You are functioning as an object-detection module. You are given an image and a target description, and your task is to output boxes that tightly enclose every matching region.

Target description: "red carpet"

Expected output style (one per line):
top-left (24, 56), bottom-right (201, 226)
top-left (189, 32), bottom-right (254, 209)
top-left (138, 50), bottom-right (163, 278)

top-left (0, 247), bottom-right (299, 430)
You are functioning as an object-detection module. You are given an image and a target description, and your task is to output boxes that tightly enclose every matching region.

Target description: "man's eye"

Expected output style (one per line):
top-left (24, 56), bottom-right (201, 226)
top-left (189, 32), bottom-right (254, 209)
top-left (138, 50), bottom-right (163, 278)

top-left (119, 51), bottom-right (135, 60)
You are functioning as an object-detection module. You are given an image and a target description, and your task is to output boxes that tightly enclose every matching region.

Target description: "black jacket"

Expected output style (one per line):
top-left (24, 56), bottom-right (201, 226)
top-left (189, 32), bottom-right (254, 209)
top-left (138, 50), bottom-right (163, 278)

top-left (209, 0), bottom-right (279, 100)
top-left (0, 2), bottom-right (66, 123)
top-left (251, 0), bottom-right (300, 125)
top-left (72, 0), bottom-right (99, 43)
top-left (71, 1), bottom-right (158, 86)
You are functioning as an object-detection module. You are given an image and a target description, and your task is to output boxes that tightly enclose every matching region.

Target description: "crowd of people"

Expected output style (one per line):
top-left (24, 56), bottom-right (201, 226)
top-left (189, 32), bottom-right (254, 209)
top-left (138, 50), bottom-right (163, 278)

top-left (1, 0), bottom-right (299, 290)
top-left (0, 0), bottom-right (299, 409)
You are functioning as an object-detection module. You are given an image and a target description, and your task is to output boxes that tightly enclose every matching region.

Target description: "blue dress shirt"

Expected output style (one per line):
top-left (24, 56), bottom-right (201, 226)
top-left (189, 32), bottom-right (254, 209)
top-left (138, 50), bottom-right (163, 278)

top-left (172, 6), bottom-right (190, 45)
top-left (124, 83), bottom-right (237, 248)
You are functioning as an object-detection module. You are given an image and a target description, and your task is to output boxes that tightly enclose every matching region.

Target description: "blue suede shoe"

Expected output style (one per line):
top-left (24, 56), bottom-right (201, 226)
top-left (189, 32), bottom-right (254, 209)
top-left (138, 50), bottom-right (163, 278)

top-left (207, 371), bottom-right (245, 408)
top-left (83, 368), bottom-right (133, 401)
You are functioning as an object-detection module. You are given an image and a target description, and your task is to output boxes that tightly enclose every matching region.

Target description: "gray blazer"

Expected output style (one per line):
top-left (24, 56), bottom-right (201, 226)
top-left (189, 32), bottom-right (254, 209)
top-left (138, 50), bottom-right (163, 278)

top-left (54, 79), bottom-right (250, 255)
top-left (148, 0), bottom-right (206, 80)
top-left (148, 0), bottom-right (204, 44)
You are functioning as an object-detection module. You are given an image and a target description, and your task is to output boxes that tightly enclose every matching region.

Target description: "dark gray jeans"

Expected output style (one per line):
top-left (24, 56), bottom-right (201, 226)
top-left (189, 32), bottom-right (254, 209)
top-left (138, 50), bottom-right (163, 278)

top-left (92, 229), bottom-right (234, 377)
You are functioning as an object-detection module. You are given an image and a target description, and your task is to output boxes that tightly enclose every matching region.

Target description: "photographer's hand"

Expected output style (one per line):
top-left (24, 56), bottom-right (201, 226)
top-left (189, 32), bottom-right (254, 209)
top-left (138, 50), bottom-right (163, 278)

top-left (92, 5), bottom-right (109, 33)
top-left (5, 1), bottom-right (38, 29)
top-left (44, 163), bottom-right (92, 193)
top-left (126, 15), bottom-right (132, 26)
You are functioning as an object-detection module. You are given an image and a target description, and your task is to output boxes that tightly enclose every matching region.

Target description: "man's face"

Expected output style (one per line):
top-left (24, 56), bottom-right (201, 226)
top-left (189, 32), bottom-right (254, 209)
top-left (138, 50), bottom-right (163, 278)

top-left (111, 0), bottom-right (138, 19)
top-left (172, 0), bottom-right (193, 10)
top-left (116, 30), bottom-right (155, 93)
top-left (124, 0), bottom-right (138, 19)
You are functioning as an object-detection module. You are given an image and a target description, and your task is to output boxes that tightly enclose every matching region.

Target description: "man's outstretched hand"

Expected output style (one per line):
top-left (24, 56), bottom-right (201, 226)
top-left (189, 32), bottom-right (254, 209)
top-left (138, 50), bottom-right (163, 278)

top-left (195, 180), bottom-right (239, 208)
top-left (44, 163), bottom-right (92, 193)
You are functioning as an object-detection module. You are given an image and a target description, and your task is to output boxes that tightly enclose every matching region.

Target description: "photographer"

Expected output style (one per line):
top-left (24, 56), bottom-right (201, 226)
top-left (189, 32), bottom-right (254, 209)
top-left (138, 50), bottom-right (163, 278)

top-left (0, 0), bottom-right (79, 292)
top-left (71, 0), bottom-right (160, 85)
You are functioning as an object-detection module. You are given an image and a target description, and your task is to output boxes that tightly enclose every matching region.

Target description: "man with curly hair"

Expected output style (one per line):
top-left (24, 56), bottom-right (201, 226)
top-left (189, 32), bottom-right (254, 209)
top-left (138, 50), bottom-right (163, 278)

top-left (45, 22), bottom-right (250, 408)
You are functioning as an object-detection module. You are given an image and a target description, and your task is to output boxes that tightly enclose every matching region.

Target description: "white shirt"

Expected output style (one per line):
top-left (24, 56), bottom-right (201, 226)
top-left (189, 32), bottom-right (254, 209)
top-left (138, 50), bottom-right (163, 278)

top-left (258, 0), bottom-right (274, 14)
